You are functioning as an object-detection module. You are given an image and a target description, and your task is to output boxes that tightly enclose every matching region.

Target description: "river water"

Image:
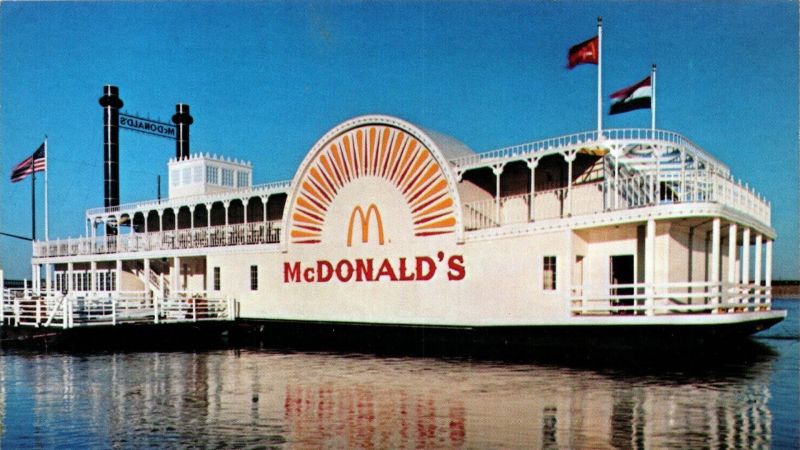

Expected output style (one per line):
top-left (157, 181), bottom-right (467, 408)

top-left (0, 299), bottom-right (797, 449)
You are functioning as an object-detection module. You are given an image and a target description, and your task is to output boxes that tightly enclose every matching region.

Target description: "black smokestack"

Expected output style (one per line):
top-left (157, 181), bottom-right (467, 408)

top-left (99, 85), bottom-right (123, 213)
top-left (172, 103), bottom-right (193, 159)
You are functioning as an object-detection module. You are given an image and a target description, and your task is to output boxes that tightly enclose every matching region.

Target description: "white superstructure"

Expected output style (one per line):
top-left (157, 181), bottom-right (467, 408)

top-left (5, 115), bottom-right (785, 335)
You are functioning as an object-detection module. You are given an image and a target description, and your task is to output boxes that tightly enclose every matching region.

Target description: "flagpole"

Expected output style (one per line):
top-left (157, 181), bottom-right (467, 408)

top-left (651, 64), bottom-right (657, 134)
top-left (597, 16), bottom-right (603, 138)
top-left (44, 136), bottom-right (49, 241)
top-left (31, 169), bottom-right (36, 242)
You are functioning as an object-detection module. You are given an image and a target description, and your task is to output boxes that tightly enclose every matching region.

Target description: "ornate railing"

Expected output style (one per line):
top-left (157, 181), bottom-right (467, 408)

top-left (33, 221), bottom-right (282, 258)
top-left (462, 168), bottom-right (770, 232)
top-left (570, 281), bottom-right (771, 316)
top-left (86, 179), bottom-right (292, 216)
top-left (1, 290), bottom-right (234, 328)
top-left (448, 128), bottom-right (727, 174)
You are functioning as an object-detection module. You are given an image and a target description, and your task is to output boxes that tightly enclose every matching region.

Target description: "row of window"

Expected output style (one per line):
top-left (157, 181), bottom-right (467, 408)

top-left (212, 265), bottom-right (258, 291)
top-left (171, 166), bottom-right (251, 188)
top-left (54, 272), bottom-right (116, 292)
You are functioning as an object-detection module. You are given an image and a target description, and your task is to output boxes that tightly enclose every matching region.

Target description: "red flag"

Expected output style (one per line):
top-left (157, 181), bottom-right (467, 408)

top-left (567, 36), bottom-right (599, 69)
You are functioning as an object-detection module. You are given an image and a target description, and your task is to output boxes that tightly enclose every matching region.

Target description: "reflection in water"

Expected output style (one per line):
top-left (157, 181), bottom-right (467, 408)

top-left (0, 342), bottom-right (783, 449)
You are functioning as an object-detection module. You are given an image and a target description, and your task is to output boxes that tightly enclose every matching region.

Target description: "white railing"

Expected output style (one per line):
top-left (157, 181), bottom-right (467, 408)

top-left (86, 180), bottom-right (292, 216)
top-left (570, 281), bottom-right (772, 316)
top-left (463, 168), bottom-right (770, 232)
top-left (33, 220), bottom-right (283, 258)
top-left (449, 128), bottom-right (727, 175)
top-left (1, 290), bottom-right (235, 328)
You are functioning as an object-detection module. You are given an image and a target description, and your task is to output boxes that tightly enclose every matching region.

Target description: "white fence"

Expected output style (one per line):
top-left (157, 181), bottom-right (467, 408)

top-left (1, 289), bottom-right (234, 329)
top-left (34, 221), bottom-right (282, 258)
top-left (570, 281), bottom-right (771, 316)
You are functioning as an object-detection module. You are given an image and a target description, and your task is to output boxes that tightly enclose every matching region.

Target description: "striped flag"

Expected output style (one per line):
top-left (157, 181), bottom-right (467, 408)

top-left (10, 143), bottom-right (46, 183)
top-left (609, 75), bottom-right (652, 115)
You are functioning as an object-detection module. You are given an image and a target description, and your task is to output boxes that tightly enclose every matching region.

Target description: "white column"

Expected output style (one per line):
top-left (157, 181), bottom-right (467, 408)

top-left (645, 218), bottom-right (656, 316)
top-left (754, 234), bottom-right (763, 286)
top-left (143, 258), bottom-right (151, 297)
top-left (263, 197), bottom-right (268, 223)
top-left (45, 264), bottom-right (52, 298)
top-left (31, 265), bottom-right (38, 295)
top-left (527, 159), bottom-right (538, 222)
top-left (174, 257), bottom-right (182, 293)
top-left (206, 204), bottom-right (212, 227)
top-left (67, 262), bottom-right (74, 292)
top-left (727, 223), bottom-right (738, 287)
top-left (765, 240), bottom-right (773, 289)
top-left (90, 261), bottom-right (98, 294)
top-left (492, 165), bottom-right (503, 225)
top-left (711, 218), bottom-right (721, 304)
top-left (564, 152), bottom-right (576, 216)
top-left (741, 228), bottom-right (751, 286)
top-left (115, 260), bottom-right (122, 294)
top-left (243, 200), bottom-right (249, 224)
top-left (223, 202), bottom-right (230, 226)
top-left (190, 206), bottom-right (195, 229)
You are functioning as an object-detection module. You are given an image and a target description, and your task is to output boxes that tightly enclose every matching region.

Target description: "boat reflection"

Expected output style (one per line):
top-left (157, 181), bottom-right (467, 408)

top-left (0, 342), bottom-right (778, 448)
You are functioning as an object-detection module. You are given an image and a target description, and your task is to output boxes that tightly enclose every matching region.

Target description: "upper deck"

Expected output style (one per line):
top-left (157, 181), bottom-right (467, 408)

top-left (32, 127), bottom-right (771, 260)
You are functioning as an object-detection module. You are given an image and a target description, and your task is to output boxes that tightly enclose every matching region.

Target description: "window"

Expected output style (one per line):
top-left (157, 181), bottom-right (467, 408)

top-left (221, 168), bottom-right (234, 187)
top-left (543, 256), bottom-right (557, 290)
top-left (237, 171), bottom-right (249, 188)
top-left (213, 267), bottom-right (221, 291)
top-left (206, 165), bottom-right (219, 185)
top-left (171, 170), bottom-right (180, 186)
top-left (193, 166), bottom-right (203, 183)
top-left (182, 168), bottom-right (191, 185)
top-left (250, 265), bottom-right (258, 290)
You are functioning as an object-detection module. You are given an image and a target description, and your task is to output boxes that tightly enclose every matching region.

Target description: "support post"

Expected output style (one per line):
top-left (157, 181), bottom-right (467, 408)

top-left (115, 259), bottom-right (122, 294)
top-left (67, 262), bottom-right (74, 292)
top-left (45, 264), bottom-right (52, 299)
top-left (91, 261), bottom-right (98, 295)
top-left (727, 223), bottom-right (737, 303)
top-left (742, 227), bottom-right (751, 289)
top-left (765, 240), bottom-right (773, 302)
top-left (174, 256), bottom-right (182, 293)
top-left (144, 258), bottom-right (151, 298)
top-left (711, 218), bottom-right (721, 305)
top-left (492, 165), bottom-right (504, 225)
top-left (527, 159), bottom-right (538, 222)
top-left (564, 152), bottom-right (576, 216)
top-left (645, 218), bottom-right (656, 316)
top-left (754, 233), bottom-right (763, 302)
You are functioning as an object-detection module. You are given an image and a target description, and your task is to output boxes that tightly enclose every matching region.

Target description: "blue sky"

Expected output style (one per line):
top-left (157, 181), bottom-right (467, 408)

top-left (0, 1), bottom-right (797, 279)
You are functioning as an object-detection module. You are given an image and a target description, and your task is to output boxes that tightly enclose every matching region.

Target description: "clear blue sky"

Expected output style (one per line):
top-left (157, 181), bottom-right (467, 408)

top-left (1, 1), bottom-right (797, 279)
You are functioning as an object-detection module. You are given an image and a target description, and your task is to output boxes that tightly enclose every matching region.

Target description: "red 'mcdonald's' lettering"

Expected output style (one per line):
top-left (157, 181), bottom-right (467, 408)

top-left (282, 253), bottom-right (465, 284)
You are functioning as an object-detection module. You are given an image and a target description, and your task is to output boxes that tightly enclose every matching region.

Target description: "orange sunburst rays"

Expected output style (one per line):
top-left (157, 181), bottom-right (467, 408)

top-left (291, 125), bottom-right (456, 243)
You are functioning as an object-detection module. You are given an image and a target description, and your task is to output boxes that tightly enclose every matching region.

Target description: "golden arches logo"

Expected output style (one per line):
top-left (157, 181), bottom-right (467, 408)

top-left (346, 204), bottom-right (385, 247)
top-left (289, 124), bottom-right (457, 244)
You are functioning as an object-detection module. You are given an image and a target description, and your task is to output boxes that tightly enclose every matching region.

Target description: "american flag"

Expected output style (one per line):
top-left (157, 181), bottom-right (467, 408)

top-left (10, 143), bottom-right (46, 183)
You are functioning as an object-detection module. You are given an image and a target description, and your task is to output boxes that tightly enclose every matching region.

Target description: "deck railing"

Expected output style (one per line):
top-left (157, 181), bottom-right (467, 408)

top-left (33, 221), bottom-right (282, 258)
top-left (463, 168), bottom-right (770, 232)
top-left (86, 180), bottom-right (292, 216)
top-left (570, 281), bottom-right (771, 316)
top-left (1, 289), bottom-right (234, 329)
top-left (448, 128), bottom-right (726, 174)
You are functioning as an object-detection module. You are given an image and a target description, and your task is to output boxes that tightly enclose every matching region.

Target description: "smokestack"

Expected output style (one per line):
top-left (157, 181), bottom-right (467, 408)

top-left (99, 85), bottom-right (123, 214)
top-left (172, 103), bottom-right (193, 159)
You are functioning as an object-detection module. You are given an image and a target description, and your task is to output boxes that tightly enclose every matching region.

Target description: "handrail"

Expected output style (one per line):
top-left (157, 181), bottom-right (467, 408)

top-left (86, 179), bottom-right (292, 216)
top-left (449, 128), bottom-right (729, 175)
top-left (33, 220), bottom-right (283, 258)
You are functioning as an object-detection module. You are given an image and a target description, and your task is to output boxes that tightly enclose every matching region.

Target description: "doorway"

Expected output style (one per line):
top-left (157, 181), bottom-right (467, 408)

top-left (610, 255), bottom-right (635, 312)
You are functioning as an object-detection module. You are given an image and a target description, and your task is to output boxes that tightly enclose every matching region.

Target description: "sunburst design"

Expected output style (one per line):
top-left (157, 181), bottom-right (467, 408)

top-left (290, 125), bottom-right (456, 244)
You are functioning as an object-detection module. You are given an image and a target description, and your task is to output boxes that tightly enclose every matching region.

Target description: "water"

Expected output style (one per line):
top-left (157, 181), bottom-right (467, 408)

top-left (0, 299), bottom-right (797, 449)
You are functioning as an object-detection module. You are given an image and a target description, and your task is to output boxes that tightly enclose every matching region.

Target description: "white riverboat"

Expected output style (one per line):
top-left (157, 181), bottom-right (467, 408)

top-left (2, 90), bottom-right (786, 341)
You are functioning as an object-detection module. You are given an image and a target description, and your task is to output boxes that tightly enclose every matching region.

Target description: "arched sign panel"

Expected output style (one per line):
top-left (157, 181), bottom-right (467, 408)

top-left (282, 116), bottom-right (465, 285)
